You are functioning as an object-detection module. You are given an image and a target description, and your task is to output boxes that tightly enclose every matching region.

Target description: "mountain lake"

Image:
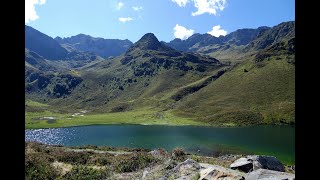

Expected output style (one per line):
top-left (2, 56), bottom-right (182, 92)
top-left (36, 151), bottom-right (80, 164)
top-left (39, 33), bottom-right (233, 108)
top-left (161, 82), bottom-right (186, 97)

top-left (25, 125), bottom-right (295, 164)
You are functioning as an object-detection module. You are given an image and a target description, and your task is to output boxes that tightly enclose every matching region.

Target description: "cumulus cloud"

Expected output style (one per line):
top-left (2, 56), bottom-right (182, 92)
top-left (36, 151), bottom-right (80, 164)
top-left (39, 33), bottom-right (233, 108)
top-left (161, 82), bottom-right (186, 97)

top-left (171, 0), bottom-right (227, 16)
top-left (173, 24), bottom-right (195, 40)
top-left (117, 2), bottom-right (124, 10)
top-left (132, 6), bottom-right (143, 11)
top-left (118, 17), bottom-right (133, 23)
top-left (207, 25), bottom-right (227, 37)
top-left (171, 0), bottom-right (190, 7)
top-left (192, 0), bottom-right (227, 16)
top-left (25, 0), bottom-right (46, 23)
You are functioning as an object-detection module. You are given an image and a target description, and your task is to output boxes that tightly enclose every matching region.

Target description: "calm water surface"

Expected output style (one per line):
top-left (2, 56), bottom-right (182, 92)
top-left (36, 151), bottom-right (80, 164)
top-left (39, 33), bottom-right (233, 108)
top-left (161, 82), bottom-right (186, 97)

top-left (25, 125), bottom-right (295, 163)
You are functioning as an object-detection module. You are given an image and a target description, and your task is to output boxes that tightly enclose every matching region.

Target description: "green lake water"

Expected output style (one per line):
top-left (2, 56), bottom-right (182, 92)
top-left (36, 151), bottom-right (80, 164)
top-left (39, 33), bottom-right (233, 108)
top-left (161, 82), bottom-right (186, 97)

top-left (25, 125), bottom-right (295, 164)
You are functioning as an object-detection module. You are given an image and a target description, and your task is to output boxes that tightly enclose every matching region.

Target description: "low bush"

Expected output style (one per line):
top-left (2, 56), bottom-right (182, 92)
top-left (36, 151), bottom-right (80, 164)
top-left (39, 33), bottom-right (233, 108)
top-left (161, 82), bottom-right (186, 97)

top-left (114, 152), bottom-right (156, 173)
top-left (172, 147), bottom-right (186, 161)
top-left (62, 165), bottom-right (108, 180)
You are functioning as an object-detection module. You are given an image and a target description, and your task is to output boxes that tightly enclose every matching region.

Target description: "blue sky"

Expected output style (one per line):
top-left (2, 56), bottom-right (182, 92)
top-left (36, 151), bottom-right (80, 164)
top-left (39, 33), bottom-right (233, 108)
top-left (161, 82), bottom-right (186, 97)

top-left (25, 0), bottom-right (295, 42)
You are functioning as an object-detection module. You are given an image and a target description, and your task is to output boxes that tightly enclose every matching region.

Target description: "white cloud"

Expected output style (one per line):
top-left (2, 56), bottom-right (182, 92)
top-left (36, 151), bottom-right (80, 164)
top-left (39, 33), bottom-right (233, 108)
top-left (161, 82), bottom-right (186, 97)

top-left (192, 0), bottom-right (227, 16)
top-left (171, 0), bottom-right (227, 16)
top-left (132, 6), bottom-right (143, 11)
top-left (117, 2), bottom-right (124, 10)
top-left (173, 24), bottom-right (195, 40)
top-left (25, 0), bottom-right (46, 23)
top-left (118, 17), bottom-right (133, 23)
top-left (207, 25), bottom-right (227, 37)
top-left (171, 0), bottom-right (190, 7)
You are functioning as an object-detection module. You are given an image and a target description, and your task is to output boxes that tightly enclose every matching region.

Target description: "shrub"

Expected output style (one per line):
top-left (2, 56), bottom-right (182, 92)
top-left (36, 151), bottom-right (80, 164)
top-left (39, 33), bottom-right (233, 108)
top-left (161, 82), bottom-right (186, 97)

top-left (87, 155), bottom-right (112, 166)
top-left (115, 152), bottom-right (156, 173)
top-left (172, 148), bottom-right (186, 161)
top-left (62, 165), bottom-right (108, 180)
top-left (25, 153), bottom-right (59, 180)
top-left (54, 150), bottom-right (92, 165)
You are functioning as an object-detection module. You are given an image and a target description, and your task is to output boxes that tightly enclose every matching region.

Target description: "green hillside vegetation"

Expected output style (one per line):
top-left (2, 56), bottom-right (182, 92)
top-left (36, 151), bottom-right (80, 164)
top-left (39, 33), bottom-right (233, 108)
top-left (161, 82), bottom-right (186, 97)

top-left (173, 55), bottom-right (294, 126)
top-left (25, 21), bottom-right (295, 128)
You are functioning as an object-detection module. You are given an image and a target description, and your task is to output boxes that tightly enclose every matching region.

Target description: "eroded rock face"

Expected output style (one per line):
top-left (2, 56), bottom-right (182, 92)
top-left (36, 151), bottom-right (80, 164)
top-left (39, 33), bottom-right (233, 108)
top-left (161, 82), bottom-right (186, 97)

top-left (230, 155), bottom-right (285, 173)
top-left (246, 169), bottom-right (295, 180)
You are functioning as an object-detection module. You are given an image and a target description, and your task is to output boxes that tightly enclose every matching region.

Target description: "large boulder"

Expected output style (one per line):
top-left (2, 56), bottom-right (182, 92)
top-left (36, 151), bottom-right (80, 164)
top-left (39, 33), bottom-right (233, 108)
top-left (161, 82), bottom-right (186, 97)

top-left (230, 155), bottom-right (285, 173)
top-left (199, 163), bottom-right (245, 180)
top-left (246, 169), bottom-right (295, 180)
top-left (230, 157), bottom-right (253, 173)
top-left (255, 155), bottom-right (285, 172)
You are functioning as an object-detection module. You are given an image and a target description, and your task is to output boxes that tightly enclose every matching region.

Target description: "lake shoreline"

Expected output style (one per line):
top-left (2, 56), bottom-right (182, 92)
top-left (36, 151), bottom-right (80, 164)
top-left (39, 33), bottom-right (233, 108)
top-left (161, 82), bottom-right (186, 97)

top-left (25, 121), bottom-right (295, 130)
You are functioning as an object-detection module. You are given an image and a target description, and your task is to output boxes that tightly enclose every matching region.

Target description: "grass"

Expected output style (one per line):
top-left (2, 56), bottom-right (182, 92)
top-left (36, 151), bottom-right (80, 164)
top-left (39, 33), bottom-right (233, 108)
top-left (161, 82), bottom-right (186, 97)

top-left (26, 99), bottom-right (49, 107)
top-left (173, 56), bottom-right (295, 125)
top-left (25, 108), bottom-right (209, 129)
top-left (25, 52), bottom-right (294, 128)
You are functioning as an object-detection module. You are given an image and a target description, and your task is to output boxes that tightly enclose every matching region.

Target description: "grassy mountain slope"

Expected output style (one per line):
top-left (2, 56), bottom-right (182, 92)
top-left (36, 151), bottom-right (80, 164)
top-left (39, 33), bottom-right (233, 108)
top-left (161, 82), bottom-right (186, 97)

top-left (25, 21), bottom-right (295, 128)
top-left (47, 33), bottom-right (225, 113)
top-left (172, 33), bottom-right (295, 125)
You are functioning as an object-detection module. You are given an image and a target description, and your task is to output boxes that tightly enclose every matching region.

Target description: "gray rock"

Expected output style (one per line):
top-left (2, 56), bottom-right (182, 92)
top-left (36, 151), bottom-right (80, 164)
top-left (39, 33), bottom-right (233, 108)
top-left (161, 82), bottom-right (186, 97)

top-left (256, 156), bottom-right (285, 172)
top-left (150, 149), bottom-right (167, 159)
top-left (199, 163), bottom-right (245, 180)
top-left (246, 169), bottom-right (295, 180)
top-left (161, 159), bottom-right (201, 179)
top-left (230, 155), bottom-right (285, 173)
top-left (230, 157), bottom-right (253, 173)
top-left (142, 170), bottom-right (149, 179)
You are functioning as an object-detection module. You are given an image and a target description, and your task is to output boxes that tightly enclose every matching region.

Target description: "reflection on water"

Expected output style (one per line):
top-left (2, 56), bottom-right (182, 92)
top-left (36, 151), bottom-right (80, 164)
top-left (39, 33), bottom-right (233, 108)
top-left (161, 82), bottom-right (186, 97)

top-left (25, 128), bottom-right (77, 145)
top-left (25, 125), bottom-right (295, 163)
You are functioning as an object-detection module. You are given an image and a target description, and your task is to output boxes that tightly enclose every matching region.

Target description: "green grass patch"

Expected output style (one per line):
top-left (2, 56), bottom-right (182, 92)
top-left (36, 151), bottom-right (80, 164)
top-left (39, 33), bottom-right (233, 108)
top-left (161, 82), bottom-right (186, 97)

top-left (25, 109), bottom-right (209, 129)
top-left (26, 100), bottom-right (50, 107)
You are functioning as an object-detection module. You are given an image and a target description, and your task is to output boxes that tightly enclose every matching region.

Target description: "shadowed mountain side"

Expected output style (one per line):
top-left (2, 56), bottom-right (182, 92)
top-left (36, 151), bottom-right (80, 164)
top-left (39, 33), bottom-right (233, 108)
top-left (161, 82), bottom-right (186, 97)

top-left (55, 34), bottom-right (133, 58)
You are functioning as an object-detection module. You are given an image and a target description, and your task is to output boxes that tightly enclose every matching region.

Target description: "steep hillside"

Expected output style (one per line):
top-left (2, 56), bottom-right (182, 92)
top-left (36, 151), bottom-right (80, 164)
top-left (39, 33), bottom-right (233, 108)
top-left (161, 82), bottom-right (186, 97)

top-left (172, 40), bottom-right (295, 125)
top-left (25, 25), bottom-right (69, 60)
top-left (55, 34), bottom-right (133, 58)
top-left (25, 26), bottom-right (105, 68)
top-left (25, 49), bottom-right (57, 72)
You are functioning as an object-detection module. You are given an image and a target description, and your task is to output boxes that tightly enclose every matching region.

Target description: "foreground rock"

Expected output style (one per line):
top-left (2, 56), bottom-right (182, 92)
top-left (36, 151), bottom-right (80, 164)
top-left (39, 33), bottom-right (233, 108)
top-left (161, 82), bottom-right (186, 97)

top-left (246, 169), bottom-right (295, 180)
top-left (160, 159), bottom-right (201, 179)
top-left (230, 157), bottom-right (253, 173)
top-left (160, 159), bottom-right (246, 180)
top-left (199, 163), bottom-right (245, 180)
top-left (230, 155), bottom-right (285, 173)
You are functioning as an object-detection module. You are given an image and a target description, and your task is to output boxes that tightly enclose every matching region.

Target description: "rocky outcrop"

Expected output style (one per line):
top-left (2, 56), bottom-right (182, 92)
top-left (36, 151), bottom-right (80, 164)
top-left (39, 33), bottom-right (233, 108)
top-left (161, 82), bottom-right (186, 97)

top-left (230, 155), bottom-right (285, 173)
top-left (199, 163), bottom-right (245, 180)
top-left (160, 159), bottom-right (246, 180)
top-left (246, 169), bottom-right (295, 180)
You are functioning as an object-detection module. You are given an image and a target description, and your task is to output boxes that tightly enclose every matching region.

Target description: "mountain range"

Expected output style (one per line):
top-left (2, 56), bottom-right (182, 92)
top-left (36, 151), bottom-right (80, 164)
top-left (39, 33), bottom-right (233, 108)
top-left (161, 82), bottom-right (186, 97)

top-left (55, 34), bottom-right (133, 58)
top-left (25, 21), bottom-right (295, 126)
